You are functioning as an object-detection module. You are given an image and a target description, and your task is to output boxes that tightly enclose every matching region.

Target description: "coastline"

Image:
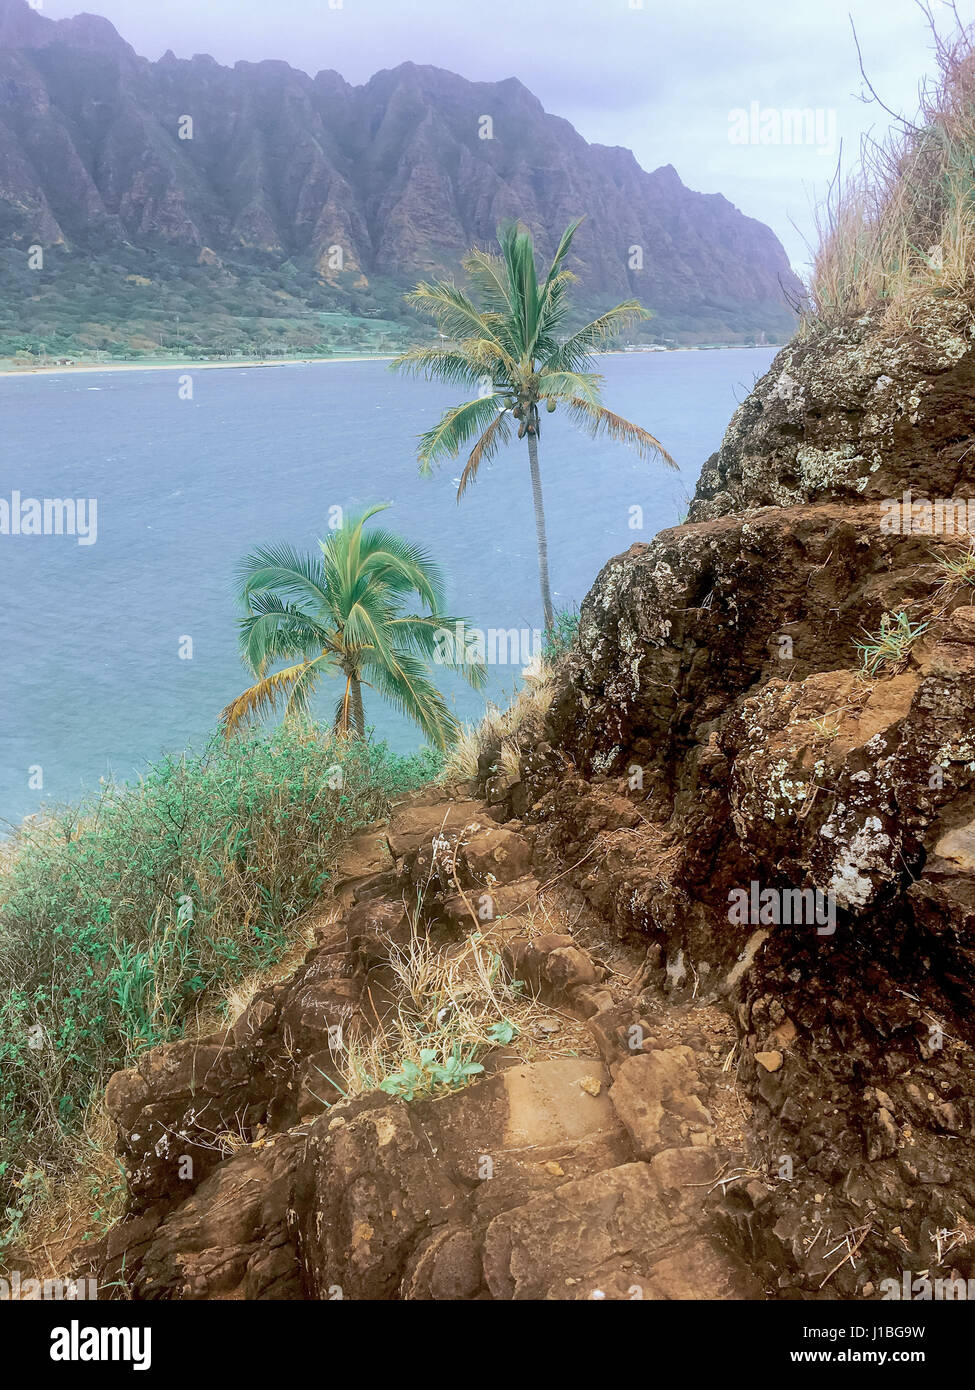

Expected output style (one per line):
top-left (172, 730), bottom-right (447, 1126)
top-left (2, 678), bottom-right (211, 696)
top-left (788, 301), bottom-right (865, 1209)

top-left (0, 353), bottom-right (397, 380)
top-left (0, 343), bottom-right (773, 380)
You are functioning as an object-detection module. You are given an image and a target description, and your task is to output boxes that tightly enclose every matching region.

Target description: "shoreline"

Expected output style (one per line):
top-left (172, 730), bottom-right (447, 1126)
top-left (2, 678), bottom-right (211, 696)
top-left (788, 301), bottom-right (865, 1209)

top-left (1, 347), bottom-right (773, 386)
top-left (0, 353), bottom-right (397, 379)
top-left (0, 343), bottom-right (776, 380)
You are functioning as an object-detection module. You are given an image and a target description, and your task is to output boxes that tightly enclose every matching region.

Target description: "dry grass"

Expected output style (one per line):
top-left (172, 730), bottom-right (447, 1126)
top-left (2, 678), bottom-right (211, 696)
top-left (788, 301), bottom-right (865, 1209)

top-left (595, 820), bottom-right (683, 885)
top-left (332, 897), bottom-right (595, 1103)
top-left (333, 864), bottom-right (605, 1104)
top-left (334, 927), bottom-right (520, 1100)
top-left (199, 905), bottom-right (332, 1040)
top-left (8, 1105), bottom-right (127, 1285)
top-left (8, 663), bottom-right (581, 1272)
top-left (441, 722), bottom-right (483, 781)
top-left (12, 900), bottom-right (338, 1283)
top-left (806, 8), bottom-right (975, 329)
top-left (934, 535), bottom-right (975, 591)
top-left (443, 659), bottom-right (557, 781)
top-left (0, 728), bottom-right (437, 1274)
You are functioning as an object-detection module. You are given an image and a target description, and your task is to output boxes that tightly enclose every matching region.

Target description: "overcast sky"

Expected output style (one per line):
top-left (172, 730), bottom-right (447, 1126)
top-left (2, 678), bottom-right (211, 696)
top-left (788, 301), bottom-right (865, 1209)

top-left (40, 0), bottom-right (975, 272)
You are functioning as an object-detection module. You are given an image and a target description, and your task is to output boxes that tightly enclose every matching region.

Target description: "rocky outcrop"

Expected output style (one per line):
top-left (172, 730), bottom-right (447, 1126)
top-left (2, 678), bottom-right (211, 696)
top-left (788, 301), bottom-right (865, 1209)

top-left (75, 795), bottom-right (761, 1301)
top-left (690, 299), bottom-right (975, 518)
top-left (72, 290), bottom-right (975, 1301)
top-left (0, 0), bottom-right (799, 340)
top-left (530, 293), bottom-right (975, 1296)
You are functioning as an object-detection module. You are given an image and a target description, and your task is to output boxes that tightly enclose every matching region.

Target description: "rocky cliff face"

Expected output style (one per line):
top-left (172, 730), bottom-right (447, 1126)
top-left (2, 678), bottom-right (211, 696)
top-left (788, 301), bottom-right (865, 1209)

top-left (70, 292), bottom-right (975, 1300)
top-left (0, 0), bottom-right (799, 338)
top-left (541, 292), bottom-right (975, 1293)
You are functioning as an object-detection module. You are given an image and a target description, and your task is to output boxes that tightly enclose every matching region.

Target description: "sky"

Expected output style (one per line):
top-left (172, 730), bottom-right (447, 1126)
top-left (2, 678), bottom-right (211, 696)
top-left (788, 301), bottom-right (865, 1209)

top-left (39, 0), bottom-right (975, 273)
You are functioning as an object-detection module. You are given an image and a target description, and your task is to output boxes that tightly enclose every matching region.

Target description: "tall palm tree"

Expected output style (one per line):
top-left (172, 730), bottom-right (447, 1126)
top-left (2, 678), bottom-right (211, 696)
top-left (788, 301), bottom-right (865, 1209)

top-left (393, 219), bottom-right (678, 632)
top-left (221, 505), bottom-right (486, 748)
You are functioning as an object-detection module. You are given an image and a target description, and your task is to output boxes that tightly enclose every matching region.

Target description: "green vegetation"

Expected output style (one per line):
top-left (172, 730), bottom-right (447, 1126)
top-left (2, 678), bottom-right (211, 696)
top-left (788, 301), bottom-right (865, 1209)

top-left (856, 610), bottom-right (929, 676)
top-left (0, 239), bottom-right (785, 366)
top-left (0, 244), bottom-right (428, 364)
top-left (394, 219), bottom-right (677, 631)
top-left (378, 1047), bottom-right (486, 1100)
top-left (0, 210), bottom-right (739, 1259)
top-left (222, 505), bottom-right (486, 747)
top-left (335, 930), bottom-right (524, 1103)
top-left (0, 725), bottom-right (441, 1254)
top-left (376, 1019), bottom-right (518, 1101)
top-left (935, 538), bottom-right (975, 588)
top-left (542, 606), bottom-right (581, 664)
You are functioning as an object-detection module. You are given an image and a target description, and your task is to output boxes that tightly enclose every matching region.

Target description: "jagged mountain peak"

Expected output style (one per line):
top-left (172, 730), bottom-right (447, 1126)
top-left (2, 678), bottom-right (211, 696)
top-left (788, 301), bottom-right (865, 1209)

top-left (0, 3), bottom-right (802, 341)
top-left (0, 0), bottom-right (133, 56)
top-left (0, 0), bottom-right (50, 46)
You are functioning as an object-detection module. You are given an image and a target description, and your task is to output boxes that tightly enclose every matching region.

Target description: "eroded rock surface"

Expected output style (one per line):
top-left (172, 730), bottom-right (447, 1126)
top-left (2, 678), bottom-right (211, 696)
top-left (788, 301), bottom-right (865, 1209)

top-left (78, 295), bottom-right (975, 1300)
top-left (75, 796), bottom-right (757, 1300)
top-left (530, 297), bottom-right (975, 1297)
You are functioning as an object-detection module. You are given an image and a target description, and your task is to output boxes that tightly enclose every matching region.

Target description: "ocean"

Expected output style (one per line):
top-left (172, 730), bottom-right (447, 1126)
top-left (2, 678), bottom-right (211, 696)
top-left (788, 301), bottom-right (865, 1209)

top-left (0, 348), bottom-right (776, 826)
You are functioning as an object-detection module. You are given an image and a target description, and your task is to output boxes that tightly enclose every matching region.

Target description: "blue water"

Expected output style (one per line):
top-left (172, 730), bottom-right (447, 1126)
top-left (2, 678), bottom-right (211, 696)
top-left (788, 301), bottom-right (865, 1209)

top-left (0, 348), bottom-right (775, 825)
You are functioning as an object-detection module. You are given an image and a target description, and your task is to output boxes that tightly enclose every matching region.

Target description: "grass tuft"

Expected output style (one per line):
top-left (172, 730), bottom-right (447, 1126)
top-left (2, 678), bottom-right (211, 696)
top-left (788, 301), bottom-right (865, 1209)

top-left (855, 610), bottom-right (929, 676)
top-left (935, 536), bottom-right (975, 588)
top-left (333, 921), bottom-right (560, 1104)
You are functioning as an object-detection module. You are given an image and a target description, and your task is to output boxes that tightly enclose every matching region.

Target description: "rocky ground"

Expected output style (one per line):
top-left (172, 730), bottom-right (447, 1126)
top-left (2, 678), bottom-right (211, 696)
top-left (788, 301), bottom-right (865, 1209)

top-left (74, 794), bottom-right (762, 1300)
top-left (75, 294), bottom-right (975, 1299)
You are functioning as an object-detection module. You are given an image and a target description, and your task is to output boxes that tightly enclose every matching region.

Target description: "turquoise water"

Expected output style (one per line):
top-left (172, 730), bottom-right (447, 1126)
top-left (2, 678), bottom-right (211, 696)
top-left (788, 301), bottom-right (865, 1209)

top-left (0, 348), bottom-right (775, 825)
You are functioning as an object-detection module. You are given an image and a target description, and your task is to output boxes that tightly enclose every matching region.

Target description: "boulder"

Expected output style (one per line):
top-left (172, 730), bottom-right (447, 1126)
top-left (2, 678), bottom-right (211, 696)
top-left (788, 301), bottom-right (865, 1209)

top-left (386, 800), bottom-right (488, 859)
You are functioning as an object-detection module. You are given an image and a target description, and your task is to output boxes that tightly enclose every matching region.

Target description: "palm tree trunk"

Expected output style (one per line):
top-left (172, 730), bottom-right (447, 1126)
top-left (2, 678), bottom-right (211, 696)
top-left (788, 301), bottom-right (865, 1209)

top-left (337, 672), bottom-right (352, 736)
top-left (350, 675), bottom-right (365, 735)
top-left (526, 430), bottom-right (555, 633)
top-left (336, 671), bottom-right (366, 737)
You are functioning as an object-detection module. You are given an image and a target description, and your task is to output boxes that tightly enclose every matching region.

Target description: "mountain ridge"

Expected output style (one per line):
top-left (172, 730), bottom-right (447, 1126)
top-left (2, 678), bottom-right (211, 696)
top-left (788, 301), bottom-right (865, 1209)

top-left (0, 0), bottom-right (801, 347)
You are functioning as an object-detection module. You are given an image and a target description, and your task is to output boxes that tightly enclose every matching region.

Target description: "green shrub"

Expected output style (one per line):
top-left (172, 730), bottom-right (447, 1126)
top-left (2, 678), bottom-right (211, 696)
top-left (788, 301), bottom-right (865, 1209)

top-left (378, 1046), bottom-right (486, 1101)
top-left (0, 724), bottom-right (440, 1247)
top-left (542, 606), bottom-right (581, 664)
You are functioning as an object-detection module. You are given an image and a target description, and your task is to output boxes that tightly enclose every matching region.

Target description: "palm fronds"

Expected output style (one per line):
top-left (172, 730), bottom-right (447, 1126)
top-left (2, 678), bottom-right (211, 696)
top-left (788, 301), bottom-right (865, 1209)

top-left (417, 394), bottom-right (507, 472)
top-left (456, 409), bottom-right (514, 498)
top-left (223, 507), bottom-right (486, 745)
top-left (565, 397), bottom-right (679, 469)
top-left (393, 217), bottom-right (678, 631)
top-left (392, 219), bottom-right (677, 473)
top-left (221, 659), bottom-right (323, 734)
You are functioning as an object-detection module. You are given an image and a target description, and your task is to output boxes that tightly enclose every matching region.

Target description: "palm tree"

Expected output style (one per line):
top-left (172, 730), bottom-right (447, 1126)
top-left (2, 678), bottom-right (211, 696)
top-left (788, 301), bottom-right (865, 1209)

top-left (393, 219), bottom-right (678, 632)
top-left (221, 505), bottom-right (486, 748)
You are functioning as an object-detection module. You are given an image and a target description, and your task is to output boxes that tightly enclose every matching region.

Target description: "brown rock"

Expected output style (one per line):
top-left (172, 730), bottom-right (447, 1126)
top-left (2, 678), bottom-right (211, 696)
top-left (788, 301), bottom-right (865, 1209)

top-left (642, 1236), bottom-right (763, 1300)
top-left (386, 800), bottom-right (488, 859)
top-left (608, 1048), bottom-right (711, 1158)
top-left (457, 826), bottom-right (533, 887)
top-left (482, 1163), bottom-right (673, 1300)
top-left (755, 1050), bottom-right (784, 1073)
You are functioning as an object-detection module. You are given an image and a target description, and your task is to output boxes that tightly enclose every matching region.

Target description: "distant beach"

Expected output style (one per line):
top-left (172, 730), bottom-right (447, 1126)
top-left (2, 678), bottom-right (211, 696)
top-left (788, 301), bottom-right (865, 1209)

top-left (0, 344), bottom-right (772, 380)
top-left (0, 354), bottom-right (397, 379)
